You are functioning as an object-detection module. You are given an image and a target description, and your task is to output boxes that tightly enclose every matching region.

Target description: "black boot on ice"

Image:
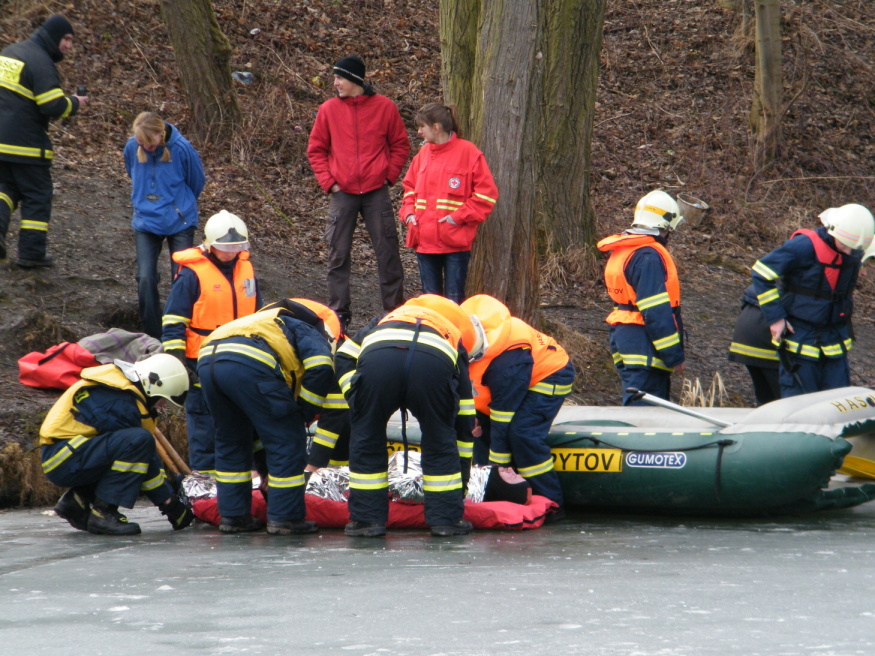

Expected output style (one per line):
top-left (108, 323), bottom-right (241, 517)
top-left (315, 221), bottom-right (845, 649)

top-left (88, 500), bottom-right (141, 536)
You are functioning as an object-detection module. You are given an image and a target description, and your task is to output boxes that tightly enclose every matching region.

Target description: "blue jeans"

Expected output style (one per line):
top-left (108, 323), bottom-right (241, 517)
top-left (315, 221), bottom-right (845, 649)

top-left (416, 251), bottom-right (471, 304)
top-left (135, 228), bottom-right (195, 338)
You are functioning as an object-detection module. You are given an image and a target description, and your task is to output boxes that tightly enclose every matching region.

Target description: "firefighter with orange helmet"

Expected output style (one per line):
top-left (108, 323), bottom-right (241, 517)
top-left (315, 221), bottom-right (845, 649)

top-left (343, 294), bottom-right (476, 537)
top-left (460, 294), bottom-right (573, 519)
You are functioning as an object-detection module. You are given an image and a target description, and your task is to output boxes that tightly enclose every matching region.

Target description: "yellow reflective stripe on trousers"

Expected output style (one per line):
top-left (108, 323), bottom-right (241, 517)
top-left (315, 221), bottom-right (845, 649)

top-left (752, 260), bottom-right (780, 281)
top-left (518, 457), bottom-right (555, 478)
top-left (491, 409), bottom-right (514, 423)
top-left (141, 471), bottom-right (166, 491)
top-left (111, 460), bottom-right (148, 475)
top-left (422, 472), bottom-right (463, 492)
top-left (361, 328), bottom-right (458, 363)
top-left (457, 440), bottom-right (473, 459)
top-left (0, 143), bottom-right (52, 159)
top-left (20, 220), bottom-right (48, 232)
top-left (529, 381), bottom-right (573, 396)
top-left (268, 473), bottom-right (306, 488)
top-left (313, 426), bottom-right (340, 448)
top-left (615, 352), bottom-right (671, 371)
top-left (489, 450), bottom-right (512, 465)
top-left (216, 470), bottom-right (252, 484)
top-left (322, 393), bottom-right (349, 410)
top-left (349, 471), bottom-right (389, 490)
top-left (198, 342), bottom-right (277, 369)
top-left (458, 398), bottom-right (475, 416)
top-left (41, 435), bottom-right (90, 473)
top-left (0, 191), bottom-right (13, 211)
top-left (729, 342), bottom-right (779, 361)
top-left (636, 291), bottom-right (669, 310)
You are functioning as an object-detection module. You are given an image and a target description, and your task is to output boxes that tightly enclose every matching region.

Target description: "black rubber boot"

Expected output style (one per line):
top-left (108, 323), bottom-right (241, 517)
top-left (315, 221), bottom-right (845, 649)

top-left (160, 496), bottom-right (194, 531)
top-left (87, 500), bottom-right (141, 536)
top-left (266, 519), bottom-right (319, 535)
top-left (54, 488), bottom-right (92, 531)
top-left (344, 521), bottom-right (387, 537)
top-left (219, 514), bottom-right (264, 533)
top-left (16, 254), bottom-right (54, 268)
top-left (430, 519), bottom-right (473, 537)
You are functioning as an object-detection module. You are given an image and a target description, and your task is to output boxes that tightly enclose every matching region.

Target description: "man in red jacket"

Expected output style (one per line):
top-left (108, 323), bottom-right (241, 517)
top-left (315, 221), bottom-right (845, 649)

top-left (307, 55), bottom-right (409, 332)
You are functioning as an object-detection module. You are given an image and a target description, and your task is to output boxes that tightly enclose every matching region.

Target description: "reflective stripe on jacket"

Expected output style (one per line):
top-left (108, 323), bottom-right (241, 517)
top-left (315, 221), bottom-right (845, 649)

top-left (170, 247), bottom-right (257, 358)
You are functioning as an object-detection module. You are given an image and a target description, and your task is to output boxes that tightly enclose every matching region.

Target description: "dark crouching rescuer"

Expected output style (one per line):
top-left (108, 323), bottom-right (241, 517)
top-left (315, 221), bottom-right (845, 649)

top-left (40, 353), bottom-right (193, 535)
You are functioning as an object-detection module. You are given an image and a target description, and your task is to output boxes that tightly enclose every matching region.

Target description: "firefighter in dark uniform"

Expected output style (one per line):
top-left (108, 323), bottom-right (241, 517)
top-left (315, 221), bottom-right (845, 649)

top-left (461, 294), bottom-right (574, 519)
top-left (751, 203), bottom-right (874, 397)
top-left (728, 285), bottom-right (780, 406)
top-left (162, 210), bottom-right (260, 476)
top-left (39, 353), bottom-right (193, 535)
top-left (197, 306), bottom-right (335, 535)
top-left (343, 295), bottom-right (477, 537)
top-left (597, 190), bottom-right (686, 405)
top-left (0, 14), bottom-right (88, 266)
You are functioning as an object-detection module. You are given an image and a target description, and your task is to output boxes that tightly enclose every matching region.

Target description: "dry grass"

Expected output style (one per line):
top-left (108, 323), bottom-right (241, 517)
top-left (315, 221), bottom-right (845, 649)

top-left (680, 372), bottom-right (728, 408)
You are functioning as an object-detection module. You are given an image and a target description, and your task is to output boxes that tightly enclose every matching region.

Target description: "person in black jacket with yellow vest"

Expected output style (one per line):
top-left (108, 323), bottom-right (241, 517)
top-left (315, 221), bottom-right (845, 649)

top-left (751, 204), bottom-right (874, 397)
top-left (197, 306), bottom-right (334, 536)
top-left (597, 190), bottom-right (686, 405)
top-left (0, 14), bottom-right (88, 266)
top-left (162, 210), bottom-right (260, 476)
top-left (39, 353), bottom-right (192, 536)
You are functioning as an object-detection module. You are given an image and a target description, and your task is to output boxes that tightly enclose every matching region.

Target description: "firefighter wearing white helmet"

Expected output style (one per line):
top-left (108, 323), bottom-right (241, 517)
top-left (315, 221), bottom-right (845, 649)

top-left (38, 353), bottom-right (194, 536)
top-left (596, 190), bottom-right (686, 405)
top-left (161, 210), bottom-right (261, 475)
top-left (751, 203), bottom-right (874, 397)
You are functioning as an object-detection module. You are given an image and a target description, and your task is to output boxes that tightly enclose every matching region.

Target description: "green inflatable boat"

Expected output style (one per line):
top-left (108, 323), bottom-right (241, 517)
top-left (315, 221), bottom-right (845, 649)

top-left (386, 386), bottom-right (875, 516)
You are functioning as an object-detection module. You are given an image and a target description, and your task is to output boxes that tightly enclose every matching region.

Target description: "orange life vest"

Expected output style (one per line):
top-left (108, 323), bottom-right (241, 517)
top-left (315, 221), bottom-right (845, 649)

top-left (469, 317), bottom-right (569, 414)
top-left (790, 228), bottom-right (844, 290)
top-left (597, 233), bottom-right (680, 326)
top-left (172, 247), bottom-right (258, 358)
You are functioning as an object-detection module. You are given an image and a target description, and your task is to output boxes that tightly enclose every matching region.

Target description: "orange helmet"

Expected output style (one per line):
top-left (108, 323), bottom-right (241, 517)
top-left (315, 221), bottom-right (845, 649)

top-left (290, 298), bottom-right (342, 342)
top-left (460, 294), bottom-right (512, 361)
top-left (405, 294), bottom-right (477, 353)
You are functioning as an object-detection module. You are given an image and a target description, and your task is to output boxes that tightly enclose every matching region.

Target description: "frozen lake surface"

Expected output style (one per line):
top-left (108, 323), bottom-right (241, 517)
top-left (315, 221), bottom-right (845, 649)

top-left (3, 498), bottom-right (875, 655)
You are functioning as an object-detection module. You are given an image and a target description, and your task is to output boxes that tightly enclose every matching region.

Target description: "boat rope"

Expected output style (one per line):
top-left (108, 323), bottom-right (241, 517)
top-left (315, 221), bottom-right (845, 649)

top-left (549, 435), bottom-right (737, 501)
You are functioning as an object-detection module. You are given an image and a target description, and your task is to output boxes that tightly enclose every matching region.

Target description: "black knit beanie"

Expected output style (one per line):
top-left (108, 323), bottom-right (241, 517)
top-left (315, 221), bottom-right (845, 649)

top-left (333, 56), bottom-right (366, 87)
top-left (41, 14), bottom-right (74, 47)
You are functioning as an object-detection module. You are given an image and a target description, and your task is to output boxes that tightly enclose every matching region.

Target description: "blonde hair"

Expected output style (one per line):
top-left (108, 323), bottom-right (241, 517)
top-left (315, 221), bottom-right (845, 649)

top-left (133, 112), bottom-right (171, 163)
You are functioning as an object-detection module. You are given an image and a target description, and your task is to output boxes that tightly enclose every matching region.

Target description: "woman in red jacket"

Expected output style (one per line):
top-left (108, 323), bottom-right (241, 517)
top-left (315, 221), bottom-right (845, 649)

top-left (400, 104), bottom-right (498, 304)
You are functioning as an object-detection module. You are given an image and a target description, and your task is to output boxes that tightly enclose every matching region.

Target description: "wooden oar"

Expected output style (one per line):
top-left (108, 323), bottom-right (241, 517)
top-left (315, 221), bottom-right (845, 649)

top-left (153, 427), bottom-right (191, 475)
top-left (838, 455), bottom-right (875, 480)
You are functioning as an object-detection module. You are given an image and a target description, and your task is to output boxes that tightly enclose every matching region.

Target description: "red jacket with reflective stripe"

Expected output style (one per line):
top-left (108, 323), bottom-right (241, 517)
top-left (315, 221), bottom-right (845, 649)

top-left (306, 93), bottom-right (409, 195)
top-left (400, 134), bottom-right (498, 254)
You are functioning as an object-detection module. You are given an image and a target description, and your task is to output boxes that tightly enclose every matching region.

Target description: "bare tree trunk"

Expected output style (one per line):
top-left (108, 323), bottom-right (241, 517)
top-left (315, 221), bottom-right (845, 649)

top-left (160, 0), bottom-right (241, 142)
top-left (749, 0), bottom-right (782, 167)
top-left (441, 0), bottom-right (605, 322)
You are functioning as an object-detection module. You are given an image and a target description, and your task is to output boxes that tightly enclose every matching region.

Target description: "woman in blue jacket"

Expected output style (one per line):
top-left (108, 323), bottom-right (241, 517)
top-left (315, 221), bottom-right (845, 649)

top-left (124, 112), bottom-right (205, 338)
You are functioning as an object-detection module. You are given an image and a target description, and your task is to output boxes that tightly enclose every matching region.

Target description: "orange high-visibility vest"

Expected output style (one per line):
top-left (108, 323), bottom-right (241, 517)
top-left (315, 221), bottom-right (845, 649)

top-left (172, 248), bottom-right (257, 358)
top-left (597, 233), bottom-right (680, 326)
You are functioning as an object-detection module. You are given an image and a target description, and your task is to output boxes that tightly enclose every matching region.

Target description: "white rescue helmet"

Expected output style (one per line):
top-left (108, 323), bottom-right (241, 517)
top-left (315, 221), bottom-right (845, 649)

top-left (204, 210), bottom-right (250, 253)
top-left (118, 353), bottom-right (190, 407)
top-left (632, 190), bottom-right (684, 232)
top-left (818, 204), bottom-right (875, 253)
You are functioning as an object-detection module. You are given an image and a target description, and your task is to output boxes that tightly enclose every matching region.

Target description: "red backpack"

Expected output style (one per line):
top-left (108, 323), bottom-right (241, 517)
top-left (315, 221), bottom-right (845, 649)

top-left (18, 342), bottom-right (100, 390)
